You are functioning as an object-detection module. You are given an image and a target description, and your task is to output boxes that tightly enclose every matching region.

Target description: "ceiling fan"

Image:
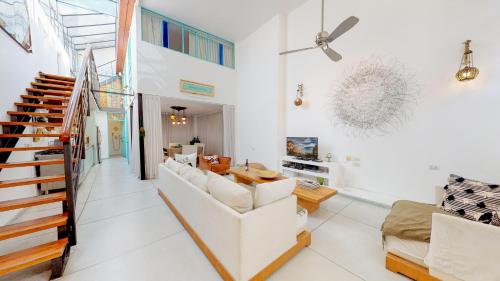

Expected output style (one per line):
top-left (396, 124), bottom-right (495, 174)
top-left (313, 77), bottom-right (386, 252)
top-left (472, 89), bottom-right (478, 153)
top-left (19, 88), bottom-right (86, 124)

top-left (279, 0), bottom-right (359, 62)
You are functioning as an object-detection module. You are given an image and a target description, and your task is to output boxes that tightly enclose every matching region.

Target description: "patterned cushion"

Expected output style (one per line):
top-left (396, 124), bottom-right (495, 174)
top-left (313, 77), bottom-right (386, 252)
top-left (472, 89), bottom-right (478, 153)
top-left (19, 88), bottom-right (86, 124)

top-left (441, 174), bottom-right (500, 226)
top-left (203, 155), bottom-right (219, 164)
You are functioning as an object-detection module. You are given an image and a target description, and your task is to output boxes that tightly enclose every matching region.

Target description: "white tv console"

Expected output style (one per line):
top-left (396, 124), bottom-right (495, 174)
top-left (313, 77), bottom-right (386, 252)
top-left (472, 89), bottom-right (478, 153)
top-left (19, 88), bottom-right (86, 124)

top-left (280, 156), bottom-right (339, 187)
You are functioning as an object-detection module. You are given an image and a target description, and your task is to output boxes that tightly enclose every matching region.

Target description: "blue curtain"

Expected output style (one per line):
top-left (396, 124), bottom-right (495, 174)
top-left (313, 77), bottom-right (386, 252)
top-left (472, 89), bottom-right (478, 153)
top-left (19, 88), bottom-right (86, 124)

top-left (218, 44), bottom-right (224, 65)
top-left (162, 21), bottom-right (169, 48)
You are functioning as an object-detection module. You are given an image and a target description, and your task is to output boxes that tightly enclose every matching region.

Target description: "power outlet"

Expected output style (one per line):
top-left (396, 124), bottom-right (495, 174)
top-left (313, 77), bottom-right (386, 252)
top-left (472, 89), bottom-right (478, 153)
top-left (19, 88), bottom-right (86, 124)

top-left (428, 165), bottom-right (440, 171)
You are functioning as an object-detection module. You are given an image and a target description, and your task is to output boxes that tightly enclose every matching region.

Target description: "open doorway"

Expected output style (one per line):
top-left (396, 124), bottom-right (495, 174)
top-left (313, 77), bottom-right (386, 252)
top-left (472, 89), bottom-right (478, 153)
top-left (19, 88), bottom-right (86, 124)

top-left (161, 97), bottom-right (226, 167)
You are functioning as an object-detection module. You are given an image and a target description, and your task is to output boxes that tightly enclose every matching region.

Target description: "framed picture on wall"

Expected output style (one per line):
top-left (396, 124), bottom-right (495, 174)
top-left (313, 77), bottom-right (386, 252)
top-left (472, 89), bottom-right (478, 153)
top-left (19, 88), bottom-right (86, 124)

top-left (0, 0), bottom-right (32, 52)
top-left (180, 79), bottom-right (215, 97)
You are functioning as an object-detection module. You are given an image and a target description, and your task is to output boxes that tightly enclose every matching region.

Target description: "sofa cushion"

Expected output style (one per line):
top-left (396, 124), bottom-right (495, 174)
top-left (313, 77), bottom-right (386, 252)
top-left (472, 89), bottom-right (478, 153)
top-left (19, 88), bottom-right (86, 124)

top-left (187, 171), bottom-right (209, 192)
top-left (442, 174), bottom-right (500, 226)
top-left (206, 171), bottom-right (253, 213)
top-left (254, 178), bottom-right (296, 208)
top-left (178, 164), bottom-right (194, 176)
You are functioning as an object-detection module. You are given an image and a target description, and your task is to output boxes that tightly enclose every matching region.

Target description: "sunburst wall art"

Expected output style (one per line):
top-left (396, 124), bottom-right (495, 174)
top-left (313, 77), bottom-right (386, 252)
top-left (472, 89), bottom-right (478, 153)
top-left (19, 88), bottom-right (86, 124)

top-left (329, 57), bottom-right (419, 137)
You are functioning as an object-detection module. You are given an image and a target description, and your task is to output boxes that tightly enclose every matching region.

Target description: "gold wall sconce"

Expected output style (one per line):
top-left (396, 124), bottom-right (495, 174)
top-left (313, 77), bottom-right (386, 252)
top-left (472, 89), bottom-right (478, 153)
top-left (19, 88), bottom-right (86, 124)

top-left (456, 40), bottom-right (479, 82)
top-left (294, 83), bottom-right (304, 106)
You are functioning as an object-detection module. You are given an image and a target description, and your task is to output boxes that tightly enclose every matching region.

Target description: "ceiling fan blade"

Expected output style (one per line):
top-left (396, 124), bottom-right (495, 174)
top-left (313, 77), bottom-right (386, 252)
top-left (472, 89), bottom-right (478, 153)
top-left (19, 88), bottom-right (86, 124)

top-left (327, 16), bottom-right (359, 43)
top-left (279, 46), bottom-right (317, 55)
top-left (323, 47), bottom-right (342, 62)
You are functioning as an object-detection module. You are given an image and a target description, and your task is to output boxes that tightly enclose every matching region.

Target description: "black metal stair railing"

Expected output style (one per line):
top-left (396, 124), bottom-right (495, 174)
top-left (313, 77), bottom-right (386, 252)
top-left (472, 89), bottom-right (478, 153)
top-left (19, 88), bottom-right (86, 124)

top-left (59, 46), bottom-right (100, 246)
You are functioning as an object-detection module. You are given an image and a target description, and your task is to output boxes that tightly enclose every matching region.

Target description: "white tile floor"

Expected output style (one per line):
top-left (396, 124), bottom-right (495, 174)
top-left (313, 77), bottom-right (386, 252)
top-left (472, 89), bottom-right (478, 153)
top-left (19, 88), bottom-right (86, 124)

top-left (0, 158), bottom-right (409, 281)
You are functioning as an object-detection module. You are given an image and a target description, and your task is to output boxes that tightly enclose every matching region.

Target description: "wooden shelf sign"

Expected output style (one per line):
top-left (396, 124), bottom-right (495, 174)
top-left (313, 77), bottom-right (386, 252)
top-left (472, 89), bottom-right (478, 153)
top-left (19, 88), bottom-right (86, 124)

top-left (180, 80), bottom-right (215, 97)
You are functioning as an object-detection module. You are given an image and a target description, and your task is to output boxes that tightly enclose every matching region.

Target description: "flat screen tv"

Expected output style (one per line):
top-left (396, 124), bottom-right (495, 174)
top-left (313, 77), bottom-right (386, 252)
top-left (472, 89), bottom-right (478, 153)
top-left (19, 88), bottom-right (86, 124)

top-left (286, 137), bottom-right (318, 160)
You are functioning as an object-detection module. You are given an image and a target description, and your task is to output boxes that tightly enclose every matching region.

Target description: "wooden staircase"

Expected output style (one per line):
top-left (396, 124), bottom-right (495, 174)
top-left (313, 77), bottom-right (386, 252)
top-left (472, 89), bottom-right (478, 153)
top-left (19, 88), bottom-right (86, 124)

top-left (0, 72), bottom-right (76, 279)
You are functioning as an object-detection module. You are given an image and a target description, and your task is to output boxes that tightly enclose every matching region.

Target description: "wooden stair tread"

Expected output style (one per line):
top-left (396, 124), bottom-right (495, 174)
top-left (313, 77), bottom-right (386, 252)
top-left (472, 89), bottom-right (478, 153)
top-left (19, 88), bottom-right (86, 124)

top-left (39, 72), bottom-right (75, 82)
top-left (25, 88), bottom-right (72, 97)
top-left (0, 174), bottom-right (65, 188)
top-left (7, 111), bottom-right (65, 118)
top-left (0, 121), bottom-right (62, 127)
top-left (35, 77), bottom-right (75, 86)
top-left (15, 103), bottom-right (66, 109)
top-left (21, 95), bottom-right (68, 103)
top-left (0, 133), bottom-right (61, 138)
top-left (0, 134), bottom-right (61, 138)
top-left (0, 146), bottom-right (63, 152)
top-left (0, 192), bottom-right (66, 212)
top-left (0, 238), bottom-right (67, 276)
top-left (30, 82), bottom-right (73, 91)
top-left (0, 213), bottom-right (68, 241)
top-left (0, 159), bottom-right (64, 169)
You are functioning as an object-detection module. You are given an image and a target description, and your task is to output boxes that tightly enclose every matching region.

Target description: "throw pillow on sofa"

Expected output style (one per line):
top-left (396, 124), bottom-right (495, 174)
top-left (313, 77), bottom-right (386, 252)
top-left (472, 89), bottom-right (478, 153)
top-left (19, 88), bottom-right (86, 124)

top-left (206, 171), bottom-right (253, 213)
top-left (254, 178), bottom-right (296, 208)
top-left (165, 158), bottom-right (183, 173)
top-left (203, 155), bottom-right (219, 164)
top-left (175, 153), bottom-right (197, 167)
top-left (442, 174), bottom-right (500, 226)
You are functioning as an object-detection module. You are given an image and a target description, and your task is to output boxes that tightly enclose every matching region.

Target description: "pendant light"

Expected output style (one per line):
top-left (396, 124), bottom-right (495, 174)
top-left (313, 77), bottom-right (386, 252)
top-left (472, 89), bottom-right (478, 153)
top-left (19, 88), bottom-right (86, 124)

top-left (169, 106), bottom-right (188, 125)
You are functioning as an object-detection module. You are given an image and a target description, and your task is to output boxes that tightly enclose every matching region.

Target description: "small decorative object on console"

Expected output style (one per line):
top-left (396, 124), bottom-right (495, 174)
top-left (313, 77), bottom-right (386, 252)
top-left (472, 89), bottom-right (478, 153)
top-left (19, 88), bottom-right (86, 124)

top-left (326, 153), bottom-right (332, 162)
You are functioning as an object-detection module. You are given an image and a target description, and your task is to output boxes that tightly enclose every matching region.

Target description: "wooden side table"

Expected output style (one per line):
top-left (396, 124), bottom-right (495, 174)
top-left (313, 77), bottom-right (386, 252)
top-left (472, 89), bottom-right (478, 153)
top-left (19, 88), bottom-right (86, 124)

top-left (293, 186), bottom-right (337, 213)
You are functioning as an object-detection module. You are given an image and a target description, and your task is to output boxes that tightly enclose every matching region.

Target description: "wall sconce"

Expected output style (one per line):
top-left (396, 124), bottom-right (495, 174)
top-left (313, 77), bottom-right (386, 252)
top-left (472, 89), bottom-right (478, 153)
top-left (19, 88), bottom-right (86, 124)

top-left (456, 40), bottom-right (479, 82)
top-left (294, 83), bottom-right (304, 106)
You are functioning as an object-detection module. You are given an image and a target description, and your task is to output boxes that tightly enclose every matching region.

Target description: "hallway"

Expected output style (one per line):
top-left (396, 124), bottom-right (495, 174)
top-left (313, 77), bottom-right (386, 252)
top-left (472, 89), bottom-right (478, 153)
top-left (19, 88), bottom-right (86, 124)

top-left (1, 158), bottom-right (220, 281)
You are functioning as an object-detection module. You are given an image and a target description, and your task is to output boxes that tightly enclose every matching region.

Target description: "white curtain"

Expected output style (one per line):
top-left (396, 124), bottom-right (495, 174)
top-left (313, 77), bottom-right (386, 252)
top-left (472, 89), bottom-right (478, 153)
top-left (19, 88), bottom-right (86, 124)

top-left (223, 44), bottom-right (233, 67)
top-left (195, 112), bottom-right (223, 156)
top-left (223, 105), bottom-right (235, 164)
top-left (143, 94), bottom-right (163, 179)
top-left (130, 93), bottom-right (141, 178)
top-left (188, 32), bottom-right (196, 56)
top-left (142, 11), bottom-right (162, 46)
top-left (161, 113), bottom-right (194, 147)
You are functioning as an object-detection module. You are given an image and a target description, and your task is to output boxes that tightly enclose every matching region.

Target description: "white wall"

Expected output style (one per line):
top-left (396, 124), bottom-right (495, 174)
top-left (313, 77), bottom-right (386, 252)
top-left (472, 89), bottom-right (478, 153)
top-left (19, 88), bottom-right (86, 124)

top-left (135, 8), bottom-right (237, 106)
top-left (282, 0), bottom-right (500, 203)
top-left (235, 15), bottom-right (286, 169)
top-left (0, 0), bottom-right (71, 224)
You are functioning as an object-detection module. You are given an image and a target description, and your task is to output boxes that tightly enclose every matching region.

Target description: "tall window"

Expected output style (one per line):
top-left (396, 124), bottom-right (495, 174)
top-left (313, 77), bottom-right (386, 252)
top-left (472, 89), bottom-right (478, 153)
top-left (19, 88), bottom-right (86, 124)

top-left (141, 8), bottom-right (235, 69)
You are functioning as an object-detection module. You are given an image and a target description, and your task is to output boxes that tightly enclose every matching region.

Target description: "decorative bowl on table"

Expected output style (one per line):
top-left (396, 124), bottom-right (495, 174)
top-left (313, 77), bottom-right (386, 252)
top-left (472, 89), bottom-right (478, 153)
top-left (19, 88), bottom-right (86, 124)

top-left (256, 170), bottom-right (280, 179)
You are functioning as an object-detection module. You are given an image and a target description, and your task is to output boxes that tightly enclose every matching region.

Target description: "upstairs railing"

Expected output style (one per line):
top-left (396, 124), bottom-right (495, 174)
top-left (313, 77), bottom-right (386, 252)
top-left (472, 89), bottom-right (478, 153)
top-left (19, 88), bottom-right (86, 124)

top-left (59, 46), bottom-right (100, 246)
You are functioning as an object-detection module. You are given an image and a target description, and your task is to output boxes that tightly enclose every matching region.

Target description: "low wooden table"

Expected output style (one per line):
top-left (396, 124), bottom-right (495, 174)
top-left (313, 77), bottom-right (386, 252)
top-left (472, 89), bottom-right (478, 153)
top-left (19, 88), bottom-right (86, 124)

top-left (229, 167), bottom-right (337, 213)
top-left (293, 186), bottom-right (337, 213)
top-left (229, 167), bottom-right (287, 185)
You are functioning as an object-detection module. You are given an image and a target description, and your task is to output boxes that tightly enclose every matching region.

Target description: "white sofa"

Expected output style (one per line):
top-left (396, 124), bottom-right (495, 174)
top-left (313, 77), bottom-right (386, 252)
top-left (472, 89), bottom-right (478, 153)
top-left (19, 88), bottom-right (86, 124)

top-left (385, 186), bottom-right (500, 281)
top-left (158, 163), bottom-right (309, 281)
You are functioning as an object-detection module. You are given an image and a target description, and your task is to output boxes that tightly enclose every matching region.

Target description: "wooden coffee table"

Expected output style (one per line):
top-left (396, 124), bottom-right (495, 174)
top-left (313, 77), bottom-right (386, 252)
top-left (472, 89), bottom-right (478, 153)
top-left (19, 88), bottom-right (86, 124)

top-left (293, 186), bottom-right (337, 213)
top-left (229, 167), bottom-right (287, 185)
top-left (229, 167), bottom-right (337, 213)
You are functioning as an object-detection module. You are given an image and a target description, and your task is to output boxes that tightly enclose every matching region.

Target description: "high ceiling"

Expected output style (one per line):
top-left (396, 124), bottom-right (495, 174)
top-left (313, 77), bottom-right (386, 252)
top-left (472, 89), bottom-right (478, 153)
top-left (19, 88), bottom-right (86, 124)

top-left (140, 0), bottom-right (307, 42)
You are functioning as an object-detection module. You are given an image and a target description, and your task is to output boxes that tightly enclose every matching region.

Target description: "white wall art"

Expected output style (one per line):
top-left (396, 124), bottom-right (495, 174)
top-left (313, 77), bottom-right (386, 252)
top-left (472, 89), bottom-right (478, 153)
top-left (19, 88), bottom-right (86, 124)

top-left (330, 57), bottom-right (419, 137)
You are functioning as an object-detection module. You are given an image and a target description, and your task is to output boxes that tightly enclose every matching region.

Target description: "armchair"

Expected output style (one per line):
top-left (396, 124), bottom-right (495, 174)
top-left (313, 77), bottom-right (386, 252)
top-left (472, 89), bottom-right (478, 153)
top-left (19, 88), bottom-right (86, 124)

top-left (199, 155), bottom-right (231, 175)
